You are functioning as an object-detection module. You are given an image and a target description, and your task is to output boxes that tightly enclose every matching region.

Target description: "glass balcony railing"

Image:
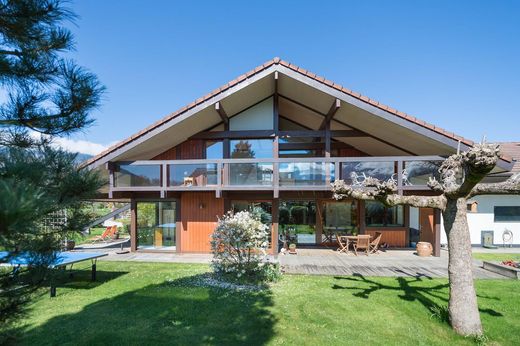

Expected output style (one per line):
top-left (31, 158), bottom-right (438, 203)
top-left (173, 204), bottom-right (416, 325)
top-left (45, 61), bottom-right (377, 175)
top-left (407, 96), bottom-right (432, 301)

top-left (341, 161), bottom-right (394, 185)
top-left (169, 163), bottom-right (218, 187)
top-left (404, 161), bottom-right (442, 186)
top-left (111, 157), bottom-right (443, 190)
top-left (279, 162), bottom-right (335, 186)
top-left (228, 162), bottom-right (273, 186)
top-left (114, 164), bottom-right (161, 187)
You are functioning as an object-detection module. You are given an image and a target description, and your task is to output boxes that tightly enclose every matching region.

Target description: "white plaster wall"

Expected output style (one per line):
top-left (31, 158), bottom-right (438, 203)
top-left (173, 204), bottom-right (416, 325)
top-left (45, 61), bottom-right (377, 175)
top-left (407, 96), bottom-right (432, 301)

top-left (440, 195), bottom-right (520, 245)
top-left (229, 97), bottom-right (273, 130)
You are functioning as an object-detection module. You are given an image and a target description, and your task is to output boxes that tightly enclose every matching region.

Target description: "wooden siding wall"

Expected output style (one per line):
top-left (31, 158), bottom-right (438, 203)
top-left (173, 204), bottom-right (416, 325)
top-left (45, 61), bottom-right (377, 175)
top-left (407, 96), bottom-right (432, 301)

top-left (365, 228), bottom-right (407, 247)
top-left (153, 139), bottom-right (205, 160)
top-left (180, 192), bottom-right (224, 252)
top-left (338, 148), bottom-right (367, 157)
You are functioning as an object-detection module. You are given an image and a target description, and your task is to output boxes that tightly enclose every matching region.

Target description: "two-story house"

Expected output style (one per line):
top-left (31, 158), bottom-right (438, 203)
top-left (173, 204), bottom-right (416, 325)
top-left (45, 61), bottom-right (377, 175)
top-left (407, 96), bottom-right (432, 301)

top-left (84, 58), bottom-right (514, 256)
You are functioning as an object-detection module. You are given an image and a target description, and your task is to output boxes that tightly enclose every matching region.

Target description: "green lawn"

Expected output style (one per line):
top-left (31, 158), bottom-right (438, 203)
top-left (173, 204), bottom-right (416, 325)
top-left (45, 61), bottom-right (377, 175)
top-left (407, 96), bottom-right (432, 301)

top-left (473, 253), bottom-right (520, 262)
top-left (15, 262), bottom-right (520, 345)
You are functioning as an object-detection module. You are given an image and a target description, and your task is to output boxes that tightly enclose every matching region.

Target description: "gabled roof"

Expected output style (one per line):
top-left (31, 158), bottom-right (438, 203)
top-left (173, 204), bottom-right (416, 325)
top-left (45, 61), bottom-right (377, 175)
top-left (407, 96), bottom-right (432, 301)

top-left (83, 57), bottom-right (512, 169)
top-left (498, 142), bottom-right (520, 173)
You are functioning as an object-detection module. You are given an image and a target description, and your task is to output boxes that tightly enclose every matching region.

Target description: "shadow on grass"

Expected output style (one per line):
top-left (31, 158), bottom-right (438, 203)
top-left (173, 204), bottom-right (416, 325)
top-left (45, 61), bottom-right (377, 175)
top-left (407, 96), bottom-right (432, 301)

top-left (49, 269), bottom-right (129, 291)
top-left (20, 273), bottom-right (276, 345)
top-left (332, 273), bottom-right (503, 323)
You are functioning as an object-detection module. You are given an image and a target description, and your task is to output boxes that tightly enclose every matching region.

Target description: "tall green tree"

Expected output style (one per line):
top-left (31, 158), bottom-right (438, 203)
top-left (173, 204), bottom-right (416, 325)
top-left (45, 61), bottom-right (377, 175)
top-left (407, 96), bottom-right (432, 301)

top-left (0, 0), bottom-right (104, 339)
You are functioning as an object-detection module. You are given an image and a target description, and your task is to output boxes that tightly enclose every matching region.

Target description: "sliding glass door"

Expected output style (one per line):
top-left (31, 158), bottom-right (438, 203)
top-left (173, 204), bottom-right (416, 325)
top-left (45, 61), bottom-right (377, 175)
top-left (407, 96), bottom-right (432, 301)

top-left (279, 200), bottom-right (317, 244)
top-left (136, 201), bottom-right (176, 251)
top-left (321, 201), bottom-right (358, 242)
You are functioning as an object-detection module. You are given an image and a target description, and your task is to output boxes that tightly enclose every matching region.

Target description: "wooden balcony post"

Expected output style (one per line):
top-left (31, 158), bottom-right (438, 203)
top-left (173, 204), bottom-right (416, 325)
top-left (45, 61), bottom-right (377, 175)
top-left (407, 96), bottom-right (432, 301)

top-left (216, 162), bottom-right (222, 198)
top-left (273, 161), bottom-right (279, 198)
top-left (130, 199), bottom-right (137, 252)
top-left (272, 198), bottom-right (279, 256)
top-left (273, 85), bottom-right (280, 198)
top-left (161, 164), bottom-right (167, 198)
top-left (397, 160), bottom-right (403, 195)
top-left (106, 162), bottom-right (115, 199)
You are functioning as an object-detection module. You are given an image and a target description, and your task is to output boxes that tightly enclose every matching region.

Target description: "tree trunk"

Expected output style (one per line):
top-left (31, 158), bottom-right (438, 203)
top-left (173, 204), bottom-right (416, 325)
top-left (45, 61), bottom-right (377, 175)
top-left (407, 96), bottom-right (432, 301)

top-left (442, 197), bottom-right (482, 336)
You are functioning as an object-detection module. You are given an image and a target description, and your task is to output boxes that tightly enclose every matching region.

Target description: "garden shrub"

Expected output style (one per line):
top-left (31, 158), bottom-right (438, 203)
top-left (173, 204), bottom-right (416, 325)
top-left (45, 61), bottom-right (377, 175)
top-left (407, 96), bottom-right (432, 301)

top-left (279, 207), bottom-right (290, 225)
top-left (290, 205), bottom-right (307, 224)
top-left (210, 211), bottom-right (279, 284)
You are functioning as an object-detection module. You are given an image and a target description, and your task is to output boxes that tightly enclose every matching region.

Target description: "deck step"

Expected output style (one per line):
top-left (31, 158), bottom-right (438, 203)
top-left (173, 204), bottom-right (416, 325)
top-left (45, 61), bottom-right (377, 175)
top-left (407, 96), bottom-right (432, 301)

top-left (482, 261), bottom-right (520, 279)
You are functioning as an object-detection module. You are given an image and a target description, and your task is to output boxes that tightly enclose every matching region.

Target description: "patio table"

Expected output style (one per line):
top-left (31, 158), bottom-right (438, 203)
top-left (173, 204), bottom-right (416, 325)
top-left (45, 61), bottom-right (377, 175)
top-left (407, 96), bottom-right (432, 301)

top-left (337, 235), bottom-right (372, 255)
top-left (322, 227), bottom-right (351, 246)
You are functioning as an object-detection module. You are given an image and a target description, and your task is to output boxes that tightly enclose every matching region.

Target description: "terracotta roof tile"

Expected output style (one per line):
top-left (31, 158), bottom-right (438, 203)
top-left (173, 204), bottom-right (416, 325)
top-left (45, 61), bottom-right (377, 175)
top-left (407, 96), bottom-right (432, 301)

top-left (84, 57), bottom-right (508, 167)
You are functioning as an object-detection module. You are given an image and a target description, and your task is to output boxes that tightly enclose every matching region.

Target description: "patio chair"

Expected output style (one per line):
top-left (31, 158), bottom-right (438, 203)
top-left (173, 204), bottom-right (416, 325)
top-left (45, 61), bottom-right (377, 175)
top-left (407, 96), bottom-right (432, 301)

top-left (336, 233), bottom-right (349, 254)
top-left (353, 235), bottom-right (371, 256)
top-left (369, 232), bottom-right (383, 254)
top-left (90, 225), bottom-right (117, 243)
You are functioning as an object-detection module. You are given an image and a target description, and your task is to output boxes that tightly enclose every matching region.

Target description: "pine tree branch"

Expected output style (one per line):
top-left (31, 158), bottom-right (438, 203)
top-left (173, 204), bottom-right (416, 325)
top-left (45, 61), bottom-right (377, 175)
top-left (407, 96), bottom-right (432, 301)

top-left (0, 49), bottom-right (23, 56)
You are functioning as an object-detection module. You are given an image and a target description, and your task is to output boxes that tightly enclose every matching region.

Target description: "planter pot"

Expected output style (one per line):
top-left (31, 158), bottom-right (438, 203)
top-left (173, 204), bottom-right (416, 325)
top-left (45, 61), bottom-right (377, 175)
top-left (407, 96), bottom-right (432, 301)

top-left (416, 242), bottom-right (432, 257)
top-left (65, 240), bottom-right (75, 251)
top-left (289, 244), bottom-right (297, 255)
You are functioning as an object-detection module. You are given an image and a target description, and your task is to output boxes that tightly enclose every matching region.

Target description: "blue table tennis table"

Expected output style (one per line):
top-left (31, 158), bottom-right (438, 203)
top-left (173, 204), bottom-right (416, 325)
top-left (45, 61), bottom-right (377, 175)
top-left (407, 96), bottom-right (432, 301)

top-left (0, 251), bottom-right (108, 297)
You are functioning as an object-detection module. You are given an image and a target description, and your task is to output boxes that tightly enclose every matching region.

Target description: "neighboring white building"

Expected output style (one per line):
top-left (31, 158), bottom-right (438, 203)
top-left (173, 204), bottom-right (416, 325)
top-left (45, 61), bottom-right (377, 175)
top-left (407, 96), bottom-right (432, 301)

top-left (440, 142), bottom-right (520, 246)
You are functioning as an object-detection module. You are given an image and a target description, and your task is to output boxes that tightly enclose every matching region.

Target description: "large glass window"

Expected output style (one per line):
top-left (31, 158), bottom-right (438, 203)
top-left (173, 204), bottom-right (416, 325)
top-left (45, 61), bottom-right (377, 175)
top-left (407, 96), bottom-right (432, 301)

top-left (365, 201), bottom-right (404, 227)
top-left (279, 149), bottom-right (322, 158)
top-left (322, 201), bottom-right (358, 237)
top-left (230, 139), bottom-right (273, 158)
top-left (206, 140), bottom-right (223, 159)
top-left (279, 201), bottom-right (317, 244)
top-left (137, 201), bottom-right (176, 250)
top-left (494, 206), bottom-right (520, 222)
top-left (231, 201), bottom-right (272, 224)
top-left (232, 201), bottom-right (273, 244)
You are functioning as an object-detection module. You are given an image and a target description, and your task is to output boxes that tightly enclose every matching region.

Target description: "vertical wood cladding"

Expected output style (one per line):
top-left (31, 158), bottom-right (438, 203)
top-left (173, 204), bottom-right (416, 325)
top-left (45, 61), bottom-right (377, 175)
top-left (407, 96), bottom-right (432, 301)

top-left (153, 139), bottom-right (205, 160)
top-left (339, 148), bottom-right (367, 157)
top-left (365, 228), bottom-right (407, 247)
top-left (180, 192), bottom-right (224, 252)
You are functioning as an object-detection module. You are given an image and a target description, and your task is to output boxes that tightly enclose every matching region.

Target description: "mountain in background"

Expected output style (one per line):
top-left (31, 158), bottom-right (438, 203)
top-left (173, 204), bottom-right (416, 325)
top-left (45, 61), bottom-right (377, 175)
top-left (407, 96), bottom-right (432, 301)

top-left (75, 153), bottom-right (93, 164)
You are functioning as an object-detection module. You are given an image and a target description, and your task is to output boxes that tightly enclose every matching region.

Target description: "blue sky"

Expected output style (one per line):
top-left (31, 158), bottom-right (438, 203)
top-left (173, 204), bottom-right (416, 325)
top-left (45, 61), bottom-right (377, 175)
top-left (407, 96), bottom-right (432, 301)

top-left (64, 0), bottom-right (519, 154)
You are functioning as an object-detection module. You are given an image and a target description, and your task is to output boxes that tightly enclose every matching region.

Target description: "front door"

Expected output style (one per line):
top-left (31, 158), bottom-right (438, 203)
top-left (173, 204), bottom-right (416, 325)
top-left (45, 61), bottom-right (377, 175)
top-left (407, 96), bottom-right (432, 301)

top-left (419, 208), bottom-right (435, 245)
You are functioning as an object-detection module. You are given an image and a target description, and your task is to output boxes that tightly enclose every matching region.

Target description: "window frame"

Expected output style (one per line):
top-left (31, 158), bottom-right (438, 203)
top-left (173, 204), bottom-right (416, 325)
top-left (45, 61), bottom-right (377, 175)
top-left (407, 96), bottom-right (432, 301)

top-left (365, 201), bottom-right (405, 228)
top-left (494, 206), bottom-right (520, 222)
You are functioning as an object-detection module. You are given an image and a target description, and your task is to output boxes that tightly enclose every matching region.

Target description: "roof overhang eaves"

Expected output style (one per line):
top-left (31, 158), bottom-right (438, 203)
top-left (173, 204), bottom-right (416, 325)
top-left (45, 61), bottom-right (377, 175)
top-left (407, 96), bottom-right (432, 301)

top-left (84, 64), bottom-right (278, 169)
top-left (82, 57), bottom-right (514, 173)
top-left (274, 65), bottom-right (513, 171)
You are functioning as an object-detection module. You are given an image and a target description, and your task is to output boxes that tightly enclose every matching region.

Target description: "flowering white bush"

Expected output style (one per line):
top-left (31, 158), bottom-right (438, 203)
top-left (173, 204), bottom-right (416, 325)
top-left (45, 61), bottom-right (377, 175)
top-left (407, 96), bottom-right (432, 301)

top-left (210, 211), bottom-right (278, 283)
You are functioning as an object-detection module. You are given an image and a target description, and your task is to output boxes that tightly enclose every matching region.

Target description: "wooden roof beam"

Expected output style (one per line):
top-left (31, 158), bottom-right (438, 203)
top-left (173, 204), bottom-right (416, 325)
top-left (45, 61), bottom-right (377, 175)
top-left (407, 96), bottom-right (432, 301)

top-left (215, 102), bottom-right (228, 125)
top-left (319, 98), bottom-right (341, 130)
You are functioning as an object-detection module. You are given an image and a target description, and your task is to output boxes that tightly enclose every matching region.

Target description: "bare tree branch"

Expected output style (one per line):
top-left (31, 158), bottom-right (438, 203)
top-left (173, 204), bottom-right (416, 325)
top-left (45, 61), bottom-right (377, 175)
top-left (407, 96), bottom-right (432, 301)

top-left (469, 173), bottom-right (520, 197)
top-left (331, 180), bottom-right (446, 210)
top-left (455, 143), bottom-right (500, 197)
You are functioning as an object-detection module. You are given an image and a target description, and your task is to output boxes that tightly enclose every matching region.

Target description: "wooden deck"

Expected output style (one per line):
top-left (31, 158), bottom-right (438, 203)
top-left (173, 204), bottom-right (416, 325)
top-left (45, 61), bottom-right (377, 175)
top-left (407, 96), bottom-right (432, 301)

top-left (279, 248), bottom-right (506, 279)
